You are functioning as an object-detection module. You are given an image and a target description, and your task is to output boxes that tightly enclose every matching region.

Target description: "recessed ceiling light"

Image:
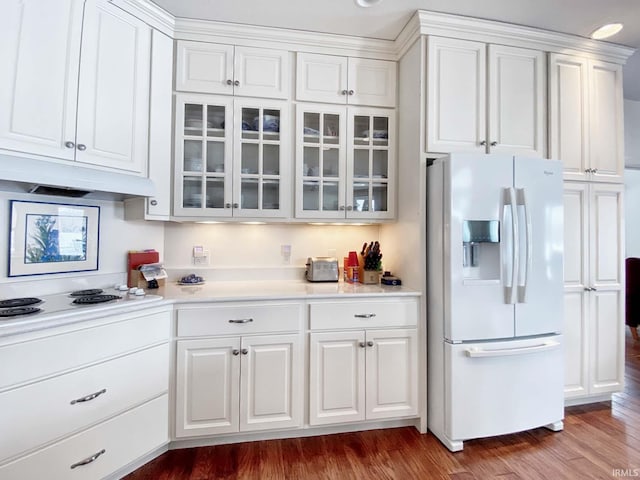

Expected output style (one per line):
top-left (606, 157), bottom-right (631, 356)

top-left (354, 0), bottom-right (383, 7)
top-left (590, 23), bottom-right (623, 40)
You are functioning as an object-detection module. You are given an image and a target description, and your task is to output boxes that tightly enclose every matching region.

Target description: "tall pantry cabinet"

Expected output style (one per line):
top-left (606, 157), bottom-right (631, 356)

top-left (549, 52), bottom-right (626, 402)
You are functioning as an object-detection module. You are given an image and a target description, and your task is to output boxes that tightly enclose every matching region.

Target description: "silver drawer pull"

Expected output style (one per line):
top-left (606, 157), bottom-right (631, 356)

top-left (70, 388), bottom-right (107, 405)
top-left (354, 313), bottom-right (376, 319)
top-left (228, 318), bottom-right (254, 324)
top-left (70, 449), bottom-right (106, 469)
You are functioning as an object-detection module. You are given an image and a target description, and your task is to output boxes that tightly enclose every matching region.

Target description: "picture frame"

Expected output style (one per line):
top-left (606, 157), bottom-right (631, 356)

top-left (8, 200), bottom-right (100, 277)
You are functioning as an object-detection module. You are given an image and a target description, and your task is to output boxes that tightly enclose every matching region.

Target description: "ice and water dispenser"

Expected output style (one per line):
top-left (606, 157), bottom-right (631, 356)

top-left (462, 220), bottom-right (500, 280)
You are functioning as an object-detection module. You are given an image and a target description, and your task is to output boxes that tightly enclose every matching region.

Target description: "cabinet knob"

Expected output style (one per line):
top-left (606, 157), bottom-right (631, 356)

top-left (234, 80), bottom-right (240, 86)
top-left (341, 90), bottom-right (348, 95)
top-left (233, 202), bottom-right (239, 208)
top-left (76, 144), bottom-right (86, 151)
top-left (226, 79), bottom-right (233, 85)
top-left (592, 168), bottom-right (598, 174)
top-left (339, 206), bottom-right (345, 211)
top-left (585, 168), bottom-right (593, 173)
top-left (225, 203), bottom-right (231, 208)
top-left (65, 141), bottom-right (75, 148)
top-left (232, 349), bottom-right (240, 356)
top-left (359, 342), bottom-right (366, 348)
top-left (591, 287), bottom-right (597, 292)
top-left (346, 205), bottom-right (353, 211)
top-left (348, 90), bottom-right (354, 95)
top-left (479, 140), bottom-right (487, 146)
top-left (490, 141), bottom-right (497, 146)
top-left (367, 341), bottom-right (374, 347)
top-left (584, 287), bottom-right (591, 291)
top-left (241, 348), bottom-right (249, 355)
top-left (149, 199), bottom-right (158, 206)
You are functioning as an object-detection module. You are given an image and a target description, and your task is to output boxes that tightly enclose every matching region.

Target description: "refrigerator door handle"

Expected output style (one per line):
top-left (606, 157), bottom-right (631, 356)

top-left (465, 341), bottom-right (561, 358)
top-left (502, 187), bottom-right (518, 304)
top-left (516, 188), bottom-right (532, 303)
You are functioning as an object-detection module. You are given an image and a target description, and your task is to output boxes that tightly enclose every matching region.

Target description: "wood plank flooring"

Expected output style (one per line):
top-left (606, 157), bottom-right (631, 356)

top-left (125, 333), bottom-right (640, 479)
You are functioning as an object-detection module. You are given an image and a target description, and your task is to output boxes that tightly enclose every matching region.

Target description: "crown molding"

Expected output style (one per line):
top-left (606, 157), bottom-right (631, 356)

top-left (173, 18), bottom-right (397, 60)
top-left (109, 0), bottom-right (175, 36)
top-left (408, 10), bottom-right (635, 64)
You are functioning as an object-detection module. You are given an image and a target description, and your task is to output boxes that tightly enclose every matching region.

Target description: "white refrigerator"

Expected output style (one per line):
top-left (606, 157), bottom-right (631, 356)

top-left (427, 153), bottom-right (564, 452)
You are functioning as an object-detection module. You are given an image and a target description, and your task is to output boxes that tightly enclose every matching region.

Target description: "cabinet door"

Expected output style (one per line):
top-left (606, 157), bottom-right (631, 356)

top-left (296, 53), bottom-right (348, 104)
top-left (75, 0), bottom-right (151, 173)
top-left (488, 45), bottom-right (546, 157)
top-left (175, 40), bottom-right (234, 95)
top-left (295, 103), bottom-right (346, 219)
top-left (347, 107), bottom-right (395, 220)
top-left (0, 0), bottom-right (83, 160)
top-left (347, 58), bottom-right (396, 108)
top-left (233, 99), bottom-right (290, 218)
top-left (239, 334), bottom-right (302, 432)
top-left (146, 30), bottom-right (174, 219)
top-left (174, 94), bottom-right (234, 217)
top-left (549, 53), bottom-right (590, 181)
top-left (234, 46), bottom-right (290, 99)
top-left (175, 338), bottom-right (241, 437)
top-left (589, 60), bottom-right (624, 183)
top-left (309, 331), bottom-right (365, 425)
top-left (563, 290), bottom-right (589, 398)
top-left (426, 36), bottom-right (486, 154)
top-left (365, 329), bottom-right (418, 420)
top-left (589, 184), bottom-right (624, 289)
top-left (589, 289), bottom-right (624, 395)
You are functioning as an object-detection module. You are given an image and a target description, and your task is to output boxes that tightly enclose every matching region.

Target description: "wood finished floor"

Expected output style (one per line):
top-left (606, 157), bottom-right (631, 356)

top-left (125, 332), bottom-right (640, 479)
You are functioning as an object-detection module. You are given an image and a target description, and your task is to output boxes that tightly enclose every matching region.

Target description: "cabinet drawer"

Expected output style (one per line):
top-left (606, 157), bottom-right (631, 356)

top-left (309, 299), bottom-right (418, 330)
top-left (0, 309), bottom-right (170, 390)
top-left (0, 395), bottom-right (168, 480)
top-left (177, 303), bottom-right (302, 337)
top-left (0, 344), bottom-right (169, 463)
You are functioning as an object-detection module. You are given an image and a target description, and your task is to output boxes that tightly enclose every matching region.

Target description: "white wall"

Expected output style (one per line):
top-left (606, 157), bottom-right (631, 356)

top-left (0, 191), bottom-right (164, 296)
top-left (625, 99), bottom-right (640, 258)
top-left (625, 99), bottom-right (640, 168)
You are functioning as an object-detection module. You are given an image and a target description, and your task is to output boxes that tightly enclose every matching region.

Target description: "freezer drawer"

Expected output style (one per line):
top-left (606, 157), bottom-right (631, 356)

top-left (446, 335), bottom-right (564, 441)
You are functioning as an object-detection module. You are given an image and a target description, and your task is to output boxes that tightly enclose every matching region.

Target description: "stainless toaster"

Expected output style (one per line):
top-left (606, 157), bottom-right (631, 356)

top-left (305, 257), bottom-right (339, 282)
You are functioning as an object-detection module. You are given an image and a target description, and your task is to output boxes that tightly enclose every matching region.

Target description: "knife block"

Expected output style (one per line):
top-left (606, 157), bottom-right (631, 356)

top-left (359, 268), bottom-right (381, 284)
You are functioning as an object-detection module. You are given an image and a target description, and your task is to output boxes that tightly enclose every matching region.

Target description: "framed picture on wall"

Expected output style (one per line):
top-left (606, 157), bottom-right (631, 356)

top-left (7, 200), bottom-right (100, 277)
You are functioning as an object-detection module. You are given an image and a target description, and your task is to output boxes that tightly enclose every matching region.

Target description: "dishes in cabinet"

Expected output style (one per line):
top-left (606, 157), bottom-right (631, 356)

top-left (360, 129), bottom-right (388, 139)
top-left (253, 115), bottom-right (280, 132)
top-left (185, 118), bottom-right (214, 129)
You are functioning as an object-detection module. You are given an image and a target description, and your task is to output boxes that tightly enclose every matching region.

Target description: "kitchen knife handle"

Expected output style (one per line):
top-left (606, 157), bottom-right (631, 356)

top-left (228, 318), bottom-right (254, 324)
top-left (70, 388), bottom-right (107, 405)
top-left (354, 313), bottom-right (376, 318)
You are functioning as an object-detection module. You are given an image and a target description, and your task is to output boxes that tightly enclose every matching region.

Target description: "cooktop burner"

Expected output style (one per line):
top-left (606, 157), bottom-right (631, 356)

top-left (69, 289), bottom-right (104, 297)
top-left (72, 294), bottom-right (121, 305)
top-left (0, 297), bottom-right (42, 308)
top-left (0, 306), bottom-right (42, 318)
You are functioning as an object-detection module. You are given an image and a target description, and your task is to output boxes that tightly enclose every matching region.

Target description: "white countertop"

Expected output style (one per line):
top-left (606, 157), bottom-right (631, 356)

top-left (158, 280), bottom-right (421, 303)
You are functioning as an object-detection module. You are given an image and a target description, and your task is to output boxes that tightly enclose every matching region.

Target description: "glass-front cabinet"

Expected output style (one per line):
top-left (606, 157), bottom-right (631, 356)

top-left (295, 104), bottom-right (395, 220)
top-left (174, 94), bottom-right (289, 218)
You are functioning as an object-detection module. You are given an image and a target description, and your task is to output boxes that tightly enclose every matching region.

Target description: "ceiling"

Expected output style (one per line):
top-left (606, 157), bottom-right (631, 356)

top-left (152, 0), bottom-right (640, 100)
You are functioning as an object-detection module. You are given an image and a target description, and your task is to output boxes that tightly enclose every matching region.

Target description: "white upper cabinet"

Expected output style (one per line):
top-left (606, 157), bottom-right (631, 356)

top-left (549, 54), bottom-right (624, 182)
top-left (0, 0), bottom-right (83, 161)
top-left (176, 40), bottom-right (290, 99)
top-left (0, 0), bottom-right (151, 174)
top-left (296, 53), bottom-right (397, 108)
top-left (426, 36), bottom-right (546, 157)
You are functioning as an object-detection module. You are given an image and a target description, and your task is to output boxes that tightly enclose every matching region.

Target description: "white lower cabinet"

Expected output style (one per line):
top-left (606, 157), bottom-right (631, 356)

top-left (309, 328), bottom-right (418, 425)
top-left (175, 333), bottom-right (302, 437)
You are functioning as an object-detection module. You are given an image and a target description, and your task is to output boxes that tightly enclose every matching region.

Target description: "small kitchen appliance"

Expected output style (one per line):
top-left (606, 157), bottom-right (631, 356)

top-left (305, 257), bottom-right (339, 282)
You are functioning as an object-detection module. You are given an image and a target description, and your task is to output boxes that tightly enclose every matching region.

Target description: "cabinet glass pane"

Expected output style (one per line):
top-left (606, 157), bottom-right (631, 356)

top-left (324, 114), bottom-right (339, 145)
top-left (354, 115), bottom-right (371, 146)
top-left (323, 182), bottom-right (339, 211)
top-left (372, 184), bottom-right (388, 212)
top-left (241, 179), bottom-right (259, 209)
top-left (206, 105), bottom-right (225, 138)
top-left (323, 149), bottom-right (339, 177)
top-left (354, 149), bottom-right (369, 178)
top-left (184, 104), bottom-right (203, 135)
top-left (183, 177), bottom-right (202, 208)
top-left (241, 107), bottom-right (259, 140)
top-left (263, 109), bottom-right (281, 140)
top-left (373, 150), bottom-right (388, 178)
top-left (263, 180), bottom-right (280, 210)
top-left (372, 116), bottom-right (389, 146)
top-left (304, 147), bottom-right (320, 176)
top-left (183, 140), bottom-right (203, 172)
top-left (353, 183), bottom-right (370, 212)
top-left (206, 141), bottom-right (224, 173)
top-left (304, 113), bottom-right (320, 143)
top-left (205, 178), bottom-right (225, 209)
top-left (241, 143), bottom-right (259, 174)
top-left (264, 145), bottom-right (280, 175)
top-left (303, 181), bottom-right (320, 210)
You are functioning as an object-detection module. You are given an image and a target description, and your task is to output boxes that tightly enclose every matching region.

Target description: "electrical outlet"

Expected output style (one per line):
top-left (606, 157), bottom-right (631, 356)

top-left (281, 244), bottom-right (291, 264)
top-left (192, 246), bottom-right (210, 265)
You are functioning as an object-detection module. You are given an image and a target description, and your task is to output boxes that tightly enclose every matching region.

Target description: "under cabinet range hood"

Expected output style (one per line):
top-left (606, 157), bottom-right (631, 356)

top-left (0, 154), bottom-right (155, 199)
